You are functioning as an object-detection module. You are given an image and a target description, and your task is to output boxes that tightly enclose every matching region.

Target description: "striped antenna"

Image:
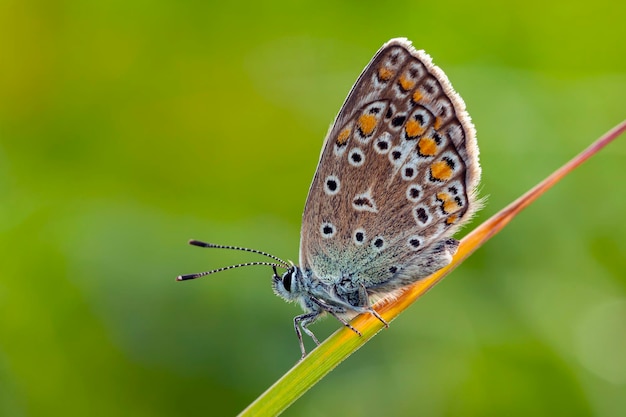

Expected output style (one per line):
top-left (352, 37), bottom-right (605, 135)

top-left (177, 261), bottom-right (284, 281)
top-left (188, 240), bottom-right (289, 267)
top-left (176, 239), bottom-right (290, 281)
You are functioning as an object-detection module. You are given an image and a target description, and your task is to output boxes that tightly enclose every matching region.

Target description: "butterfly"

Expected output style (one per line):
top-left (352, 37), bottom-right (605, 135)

top-left (178, 38), bottom-right (481, 358)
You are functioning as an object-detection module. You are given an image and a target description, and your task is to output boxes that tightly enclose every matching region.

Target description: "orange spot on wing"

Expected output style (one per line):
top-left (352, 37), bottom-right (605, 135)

top-left (378, 67), bottom-right (394, 81)
top-left (412, 90), bottom-right (423, 103)
top-left (446, 214), bottom-right (458, 224)
top-left (430, 160), bottom-right (453, 181)
top-left (398, 75), bottom-right (415, 91)
top-left (336, 128), bottom-right (351, 145)
top-left (358, 114), bottom-right (377, 136)
top-left (436, 192), bottom-right (459, 213)
top-left (418, 137), bottom-right (437, 156)
top-left (405, 119), bottom-right (425, 138)
top-left (444, 200), bottom-right (460, 212)
top-left (434, 117), bottom-right (442, 130)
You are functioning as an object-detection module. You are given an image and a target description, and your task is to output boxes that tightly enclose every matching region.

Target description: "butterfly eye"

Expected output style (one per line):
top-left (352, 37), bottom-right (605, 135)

top-left (282, 272), bottom-right (292, 292)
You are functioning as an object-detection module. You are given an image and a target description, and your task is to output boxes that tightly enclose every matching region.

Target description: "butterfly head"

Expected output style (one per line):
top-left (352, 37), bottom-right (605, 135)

top-left (272, 264), bottom-right (305, 302)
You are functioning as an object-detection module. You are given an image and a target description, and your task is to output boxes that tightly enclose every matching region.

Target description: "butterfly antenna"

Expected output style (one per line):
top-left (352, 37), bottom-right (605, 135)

top-left (177, 261), bottom-right (285, 281)
top-left (187, 239), bottom-right (289, 268)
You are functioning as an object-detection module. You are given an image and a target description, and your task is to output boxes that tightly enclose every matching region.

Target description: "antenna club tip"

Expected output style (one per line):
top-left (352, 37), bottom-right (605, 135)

top-left (176, 274), bottom-right (196, 281)
top-left (188, 239), bottom-right (209, 247)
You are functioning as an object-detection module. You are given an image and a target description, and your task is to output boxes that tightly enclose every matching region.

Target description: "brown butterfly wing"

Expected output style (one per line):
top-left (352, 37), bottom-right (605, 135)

top-left (299, 38), bottom-right (481, 291)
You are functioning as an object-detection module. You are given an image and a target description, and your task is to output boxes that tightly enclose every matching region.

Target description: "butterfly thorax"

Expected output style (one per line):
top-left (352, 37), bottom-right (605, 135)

top-left (272, 265), bottom-right (362, 318)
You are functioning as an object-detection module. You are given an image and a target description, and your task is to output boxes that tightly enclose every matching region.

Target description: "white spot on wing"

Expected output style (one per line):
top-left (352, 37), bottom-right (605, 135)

top-left (373, 132), bottom-right (392, 155)
top-left (413, 205), bottom-right (432, 226)
top-left (352, 190), bottom-right (378, 212)
top-left (406, 184), bottom-right (423, 202)
top-left (407, 235), bottom-right (423, 250)
top-left (371, 236), bottom-right (386, 251)
top-left (324, 175), bottom-right (340, 195)
top-left (353, 228), bottom-right (366, 246)
top-left (320, 222), bottom-right (336, 238)
top-left (348, 147), bottom-right (365, 167)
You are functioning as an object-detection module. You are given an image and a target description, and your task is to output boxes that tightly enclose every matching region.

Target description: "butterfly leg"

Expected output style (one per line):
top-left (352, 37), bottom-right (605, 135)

top-left (294, 312), bottom-right (321, 359)
top-left (326, 309), bottom-right (362, 337)
top-left (365, 307), bottom-right (388, 328)
top-left (357, 284), bottom-right (389, 328)
top-left (310, 296), bottom-right (362, 337)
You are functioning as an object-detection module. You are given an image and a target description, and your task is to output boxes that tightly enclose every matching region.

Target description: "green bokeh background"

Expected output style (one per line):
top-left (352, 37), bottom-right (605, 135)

top-left (2, 1), bottom-right (625, 416)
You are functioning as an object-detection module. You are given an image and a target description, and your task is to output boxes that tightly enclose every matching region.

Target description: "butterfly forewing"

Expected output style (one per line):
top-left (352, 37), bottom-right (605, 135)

top-left (299, 38), bottom-right (481, 291)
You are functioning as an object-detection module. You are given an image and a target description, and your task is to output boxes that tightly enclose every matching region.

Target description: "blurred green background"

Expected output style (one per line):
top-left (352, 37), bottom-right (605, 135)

top-left (1, 0), bottom-right (625, 416)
